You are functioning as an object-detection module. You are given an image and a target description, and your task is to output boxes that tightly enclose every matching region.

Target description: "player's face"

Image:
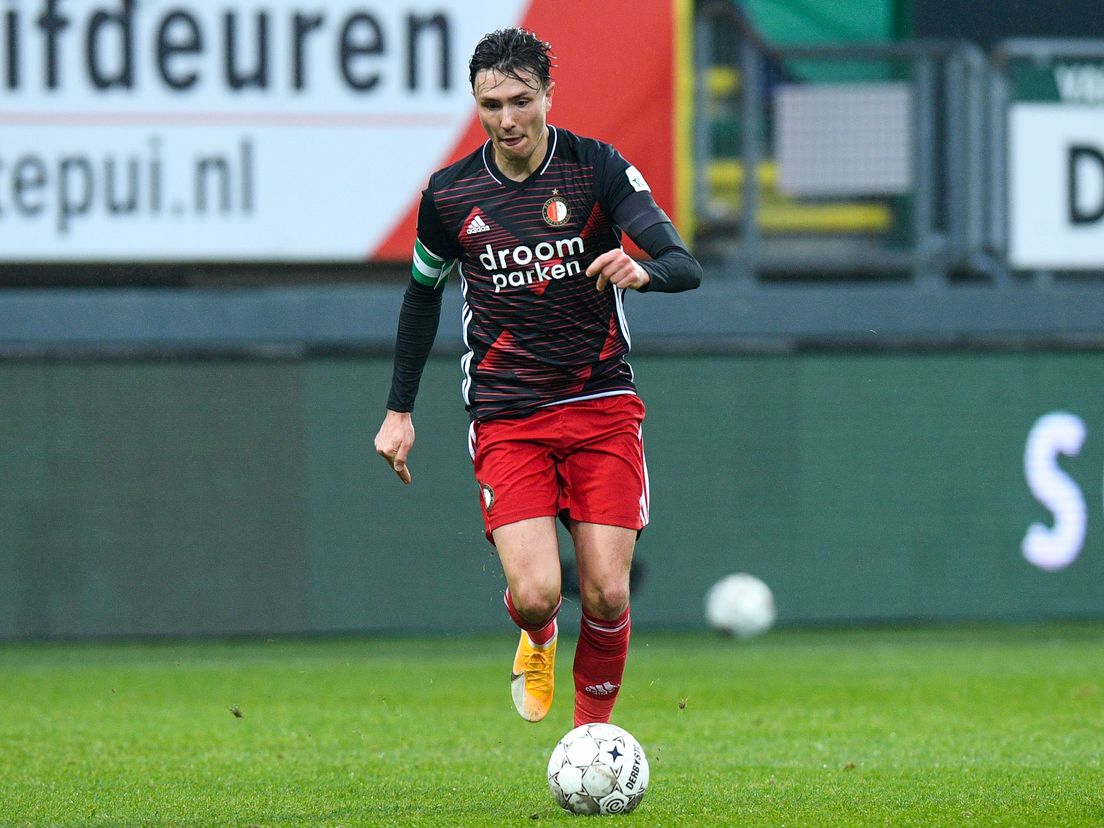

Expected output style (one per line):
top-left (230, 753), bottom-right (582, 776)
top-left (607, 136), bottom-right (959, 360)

top-left (473, 68), bottom-right (554, 175)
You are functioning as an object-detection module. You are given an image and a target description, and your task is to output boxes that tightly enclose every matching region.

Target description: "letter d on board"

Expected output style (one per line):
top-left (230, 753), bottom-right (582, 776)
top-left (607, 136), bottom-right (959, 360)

top-left (1068, 145), bottom-right (1104, 225)
top-left (1022, 411), bottom-right (1087, 572)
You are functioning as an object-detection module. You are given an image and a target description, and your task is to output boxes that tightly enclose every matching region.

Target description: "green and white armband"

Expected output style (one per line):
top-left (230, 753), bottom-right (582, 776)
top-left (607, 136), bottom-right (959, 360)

top-left (412, 239), bottom-right (452, 288)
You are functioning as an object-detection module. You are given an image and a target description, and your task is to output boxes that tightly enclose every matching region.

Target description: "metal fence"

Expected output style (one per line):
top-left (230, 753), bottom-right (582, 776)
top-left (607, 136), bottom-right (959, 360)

top-left (694, 1), bottom-right (1104, 288)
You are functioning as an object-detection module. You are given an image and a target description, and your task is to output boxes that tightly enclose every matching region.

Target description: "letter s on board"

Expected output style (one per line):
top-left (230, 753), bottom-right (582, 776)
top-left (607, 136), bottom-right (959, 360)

top-left (1022, 411), bottom-right (1087, 572)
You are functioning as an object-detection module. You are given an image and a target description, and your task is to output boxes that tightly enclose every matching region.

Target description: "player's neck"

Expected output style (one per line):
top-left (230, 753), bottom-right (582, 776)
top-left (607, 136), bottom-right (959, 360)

top-left (494, 127), bottom-right (550, 182)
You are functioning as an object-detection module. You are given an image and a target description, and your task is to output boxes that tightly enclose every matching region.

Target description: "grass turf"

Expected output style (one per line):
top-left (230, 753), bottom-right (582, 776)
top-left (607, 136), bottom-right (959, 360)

top-left (1, 624), bottom-right (1102, 826)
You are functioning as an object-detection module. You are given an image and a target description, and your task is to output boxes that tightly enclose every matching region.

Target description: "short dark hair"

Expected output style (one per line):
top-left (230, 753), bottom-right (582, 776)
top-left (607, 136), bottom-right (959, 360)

top-left (468, 28), bottom-right (554, 90)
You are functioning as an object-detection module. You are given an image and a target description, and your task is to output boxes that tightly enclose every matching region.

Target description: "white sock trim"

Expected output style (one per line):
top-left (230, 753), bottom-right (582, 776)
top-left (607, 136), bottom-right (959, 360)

top-left (526, 620), bottom-right (558, 649)
top-left (582, 615), bottom-right (630, 634)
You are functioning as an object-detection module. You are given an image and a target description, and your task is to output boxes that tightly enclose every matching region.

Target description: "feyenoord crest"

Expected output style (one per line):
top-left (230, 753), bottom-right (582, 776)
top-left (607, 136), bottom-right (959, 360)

top-left (543, 191), bottom-right (570, 226)
top-left (479, 481), bottom-right (495, 512)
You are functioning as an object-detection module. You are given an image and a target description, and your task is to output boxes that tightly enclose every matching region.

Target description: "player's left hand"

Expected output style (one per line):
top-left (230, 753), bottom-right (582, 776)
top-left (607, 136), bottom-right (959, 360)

top-left (586, 249), bottom-right (650, 292)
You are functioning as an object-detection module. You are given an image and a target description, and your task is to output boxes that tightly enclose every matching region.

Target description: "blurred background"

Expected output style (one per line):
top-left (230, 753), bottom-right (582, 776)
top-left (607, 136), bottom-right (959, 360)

top-left (2, 0), bottom-right (1103, 640)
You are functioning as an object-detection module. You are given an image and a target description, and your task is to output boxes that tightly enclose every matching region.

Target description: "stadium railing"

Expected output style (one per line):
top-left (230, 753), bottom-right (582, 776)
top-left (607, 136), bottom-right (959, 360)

top-left (695, 0), bottom-right (1003, 286)
top-left (692, 1), bottom-right (1104, 293)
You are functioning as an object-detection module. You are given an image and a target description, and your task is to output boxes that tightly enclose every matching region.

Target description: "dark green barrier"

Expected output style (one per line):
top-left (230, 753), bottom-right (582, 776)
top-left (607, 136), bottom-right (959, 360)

top-left (2, 352), bottom-right (1102, 639)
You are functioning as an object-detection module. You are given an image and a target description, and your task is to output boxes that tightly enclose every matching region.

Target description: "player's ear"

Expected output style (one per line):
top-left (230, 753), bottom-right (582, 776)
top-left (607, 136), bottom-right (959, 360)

top-left (545, 80), bottom-right (556, 109)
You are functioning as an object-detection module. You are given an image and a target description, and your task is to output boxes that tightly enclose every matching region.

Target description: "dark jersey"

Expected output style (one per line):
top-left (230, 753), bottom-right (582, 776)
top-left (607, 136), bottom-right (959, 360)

top-left (413, 127), bottom-right (670, 422)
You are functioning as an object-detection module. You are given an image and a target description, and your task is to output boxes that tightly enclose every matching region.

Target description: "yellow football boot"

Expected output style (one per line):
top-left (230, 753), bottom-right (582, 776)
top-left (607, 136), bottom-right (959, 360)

top-left (510, 627), bottom-right (557, 722)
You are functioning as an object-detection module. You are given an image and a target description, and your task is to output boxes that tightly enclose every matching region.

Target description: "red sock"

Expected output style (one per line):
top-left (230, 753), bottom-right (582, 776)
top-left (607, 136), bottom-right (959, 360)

top-left (503, 589), bottom-right (560, 646)
top-left (573, 606), bottom-right (631, 726)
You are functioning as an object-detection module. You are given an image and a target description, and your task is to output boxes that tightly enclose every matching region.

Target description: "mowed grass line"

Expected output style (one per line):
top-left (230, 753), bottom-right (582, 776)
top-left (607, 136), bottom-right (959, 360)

top-left (1, 625), bottom-right (1102, 827)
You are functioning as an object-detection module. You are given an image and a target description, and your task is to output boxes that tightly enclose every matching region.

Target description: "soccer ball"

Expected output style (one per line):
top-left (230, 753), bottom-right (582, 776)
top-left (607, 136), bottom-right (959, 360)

top-left (547, 723), bottom-right (649, 815)
top-left (704, 572), bottom-right (776, 638)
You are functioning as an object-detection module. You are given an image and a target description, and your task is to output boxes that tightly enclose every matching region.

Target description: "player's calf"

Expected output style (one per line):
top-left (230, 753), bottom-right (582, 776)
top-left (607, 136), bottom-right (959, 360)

top-left (572, 607), bottom-right (631, 726)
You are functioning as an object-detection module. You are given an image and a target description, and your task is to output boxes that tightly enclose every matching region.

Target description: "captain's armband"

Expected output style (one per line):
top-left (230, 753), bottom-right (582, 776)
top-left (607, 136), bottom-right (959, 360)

top-left (412, 239), bottom-right (453, 288)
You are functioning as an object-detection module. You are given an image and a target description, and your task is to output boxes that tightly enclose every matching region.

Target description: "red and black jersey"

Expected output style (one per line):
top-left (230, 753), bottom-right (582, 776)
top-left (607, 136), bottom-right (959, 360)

top-left (413, 126), bottom-right (670, 422)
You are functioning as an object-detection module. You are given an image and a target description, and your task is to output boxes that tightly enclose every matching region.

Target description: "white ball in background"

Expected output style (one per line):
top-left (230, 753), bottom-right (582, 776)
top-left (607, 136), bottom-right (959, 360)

top-left (704, 573), bottom-right (777, 638)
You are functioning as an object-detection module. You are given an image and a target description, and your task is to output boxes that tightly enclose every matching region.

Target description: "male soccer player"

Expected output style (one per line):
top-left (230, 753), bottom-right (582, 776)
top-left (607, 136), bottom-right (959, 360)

top-left (375, 28), bottom-right (701, 726)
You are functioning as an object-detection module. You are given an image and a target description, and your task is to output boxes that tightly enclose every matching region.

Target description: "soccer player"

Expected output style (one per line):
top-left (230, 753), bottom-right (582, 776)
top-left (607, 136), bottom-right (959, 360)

top-left (375, 28), bottom-right (701, 726)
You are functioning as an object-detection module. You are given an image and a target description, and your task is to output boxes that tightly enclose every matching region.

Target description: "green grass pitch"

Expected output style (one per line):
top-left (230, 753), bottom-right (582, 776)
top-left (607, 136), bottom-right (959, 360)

top-left (2, 624), bottom-right (1102, 826)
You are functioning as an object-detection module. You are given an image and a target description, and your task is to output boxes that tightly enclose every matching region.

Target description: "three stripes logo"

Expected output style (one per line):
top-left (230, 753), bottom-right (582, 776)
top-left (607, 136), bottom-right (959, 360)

top-left (584, 681), bottom-right (620, 697)
top-left (466, 214), bottom-right (491, 235)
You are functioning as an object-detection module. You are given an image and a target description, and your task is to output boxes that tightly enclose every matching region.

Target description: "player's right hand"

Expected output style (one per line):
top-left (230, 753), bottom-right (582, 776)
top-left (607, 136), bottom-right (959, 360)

top-left (586, 248), bottom-right (650, 292)
top-left (374, 410), bottom-right (415, 484)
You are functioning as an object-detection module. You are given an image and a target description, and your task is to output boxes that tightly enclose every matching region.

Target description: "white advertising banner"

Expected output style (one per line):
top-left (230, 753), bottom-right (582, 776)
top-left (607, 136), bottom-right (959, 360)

top-left (0, 0), bottom-right (528, 261)
top-left (1009, 104), bottom-right (1104, 269)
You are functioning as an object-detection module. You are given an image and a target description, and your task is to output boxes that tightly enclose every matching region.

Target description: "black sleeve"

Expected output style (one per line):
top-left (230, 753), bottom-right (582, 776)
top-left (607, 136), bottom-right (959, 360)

top-left (417, 186), bottom-right (462, 262)
top-left (596, 144), bottom-right (702, 293)
top-left (632, 221), bottom-right (703, 294)
top-left (385, 279), bottom-right (444, 412)
top-left (597, 145), bottom-right (667, 237)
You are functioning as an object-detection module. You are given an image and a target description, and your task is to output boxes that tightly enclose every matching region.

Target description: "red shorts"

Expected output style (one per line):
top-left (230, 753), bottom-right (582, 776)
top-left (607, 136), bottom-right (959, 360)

top-left (469, 393), bottom-right (649, 543)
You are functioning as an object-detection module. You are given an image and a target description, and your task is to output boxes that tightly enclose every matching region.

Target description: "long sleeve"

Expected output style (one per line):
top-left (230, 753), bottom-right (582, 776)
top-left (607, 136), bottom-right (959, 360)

top-left (633, 221), bottom-right (703, 293)
top-left (385, 278), bottom-right (444, 412)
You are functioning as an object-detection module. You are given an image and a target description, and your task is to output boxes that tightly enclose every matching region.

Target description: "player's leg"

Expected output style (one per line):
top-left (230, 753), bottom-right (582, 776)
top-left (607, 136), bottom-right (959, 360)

top-left (556, 394), bottom-right (649, 726)
top-left (496, 516), bottom-right (562, 637)
top-left (496, 517), bottom-right (562, 722)
top-left (571, 522), bottom-right (635, 725)
top-left (471, 412), bottom-right (563, 722)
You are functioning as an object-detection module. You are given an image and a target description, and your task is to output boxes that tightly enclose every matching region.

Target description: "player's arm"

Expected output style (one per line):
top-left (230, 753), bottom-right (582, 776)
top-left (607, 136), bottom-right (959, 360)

top-left (375, 195), bottom-right (456, 484)
top-left (375, 271), bottom-right (444, 484)
top-left (588, 218), bottom-right (702, 293)
top-left (385, 240), bottom-right (450, 414)
top-left (587, 150), bottom-right (702, 293)
top-left (631, 221), bottom-right (702, 293)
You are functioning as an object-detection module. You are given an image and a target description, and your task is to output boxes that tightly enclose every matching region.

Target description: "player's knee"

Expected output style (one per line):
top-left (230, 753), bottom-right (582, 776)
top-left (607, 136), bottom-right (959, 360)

top-left (511, 582), bottom-right (561, 624)
top-left (581, 580), bottom-right (629, 620)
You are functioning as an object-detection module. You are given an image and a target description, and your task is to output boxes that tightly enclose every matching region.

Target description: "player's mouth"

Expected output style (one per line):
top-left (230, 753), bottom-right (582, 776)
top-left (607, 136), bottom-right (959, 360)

top-left (499, 134), bottom-right (525, 150)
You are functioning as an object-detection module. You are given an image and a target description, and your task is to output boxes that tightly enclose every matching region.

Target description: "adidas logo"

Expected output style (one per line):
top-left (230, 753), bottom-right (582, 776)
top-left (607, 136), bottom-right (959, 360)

top-left (466, 214), bottom-right (491, 235)
top-left (584, 681), bottom-right (620, 697)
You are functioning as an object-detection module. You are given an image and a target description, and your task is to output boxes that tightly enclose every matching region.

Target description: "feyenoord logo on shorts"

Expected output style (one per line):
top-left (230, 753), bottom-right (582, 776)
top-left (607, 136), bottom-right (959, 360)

top-left (542, 190), bottom-right (570, 226)
top-left (479, 481), bottom-right (495, 512)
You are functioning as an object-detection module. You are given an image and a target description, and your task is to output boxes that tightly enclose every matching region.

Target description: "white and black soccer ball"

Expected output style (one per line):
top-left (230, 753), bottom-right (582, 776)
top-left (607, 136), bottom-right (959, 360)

top-left (547, 723), bottom-right (649, 815)
top-left (704, 572), bottom-right (776, 638)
